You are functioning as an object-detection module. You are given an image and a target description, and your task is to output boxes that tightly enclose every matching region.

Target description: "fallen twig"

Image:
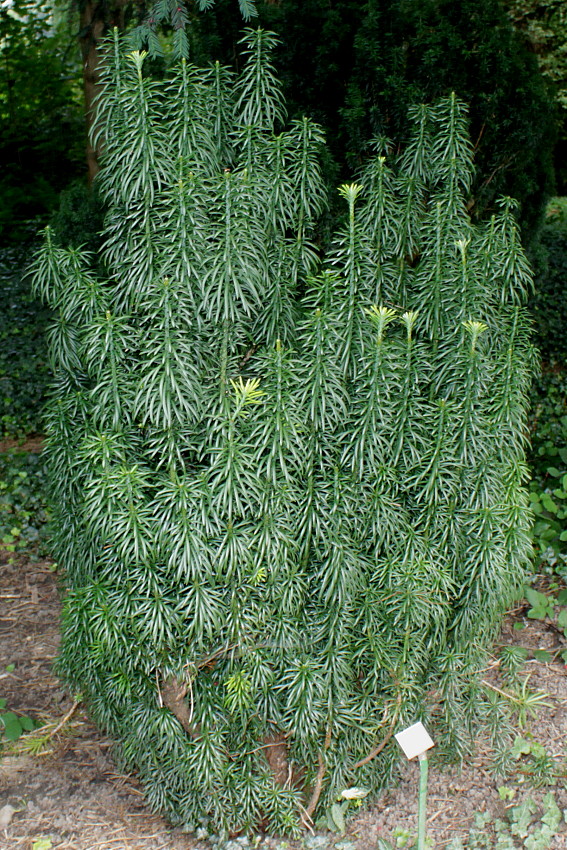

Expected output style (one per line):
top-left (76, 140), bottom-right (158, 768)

top-left (40, 698), bottom-right (81, 740)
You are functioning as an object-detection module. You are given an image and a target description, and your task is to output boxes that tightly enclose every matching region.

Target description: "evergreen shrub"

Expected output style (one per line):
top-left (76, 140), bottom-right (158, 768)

top-left (32, 29), bottom-right (535, 835)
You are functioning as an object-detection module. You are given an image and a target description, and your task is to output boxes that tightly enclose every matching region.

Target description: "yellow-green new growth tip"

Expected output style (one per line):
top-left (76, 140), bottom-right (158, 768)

top-left (462, 319), bottom-right (488, 351)
top-left (230, 376), bottom-right (264, 405)
top-left (364, 305), bottom-right (397, 342)
top-left (127, 50), bottom-right (148, 75)
top-left (401, 310), bottom-right (419, 339)
top-left (337, 183), bottom-right (363, 204)
top-left (456, 237), bottom-right (471, 259)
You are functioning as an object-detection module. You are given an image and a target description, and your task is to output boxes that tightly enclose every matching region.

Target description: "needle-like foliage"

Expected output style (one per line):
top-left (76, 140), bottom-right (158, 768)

top-left (33, 31), bottom-right (535, 835)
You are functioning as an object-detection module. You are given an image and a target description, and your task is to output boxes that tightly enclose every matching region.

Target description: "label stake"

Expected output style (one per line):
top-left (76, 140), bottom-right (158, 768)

top-left (394, 722), bottom-right (435, 850)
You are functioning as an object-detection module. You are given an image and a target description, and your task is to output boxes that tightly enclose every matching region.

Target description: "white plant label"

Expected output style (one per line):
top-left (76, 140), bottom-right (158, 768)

top-left (394, 722), bottom-right (434, 760)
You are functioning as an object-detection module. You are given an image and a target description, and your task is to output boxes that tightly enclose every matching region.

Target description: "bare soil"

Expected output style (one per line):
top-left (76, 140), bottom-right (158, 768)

top-left (0, 438), bottom-right (44, 455)
top-left (1, 550), bottom-right (567, 850)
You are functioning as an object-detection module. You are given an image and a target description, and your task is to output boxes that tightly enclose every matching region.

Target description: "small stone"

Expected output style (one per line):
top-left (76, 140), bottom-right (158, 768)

top-left (0, 805), bottom-right (16, 829)
top-left (335, 841), bottom-right (357, 850)
top-left (225, 840), bottom-right (249, 850)
top-left (304, 836), bottom-right (330, 850)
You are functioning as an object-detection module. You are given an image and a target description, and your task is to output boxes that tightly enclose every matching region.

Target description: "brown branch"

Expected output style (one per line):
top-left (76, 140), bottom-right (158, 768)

top-left (473, 122), bottom-right (486, 152)
top-left (353, 727), bottom-right (395, 769)
top-left (263, 733), bottom-right (293, 786)
top-left (304, 752), bottom-right (326, 820)
top-left (353, 694), bottom-right (403, 769)
top-left (241, 731), bottom-right (293, 757)
top-left (480, 155), bottom-right (516, 190)
top-left (41, 699), bottom-right (81, 740)
top-left (299, 803), bottom-right (315, 833)
top-left (238, 345), bottom-right (259, 372)
top-left (160, 676), bottom-right (201, 739)
top-left (195, 643), bottom-right (239, 669)
top-left (304, 724), bottom-right (332, 820)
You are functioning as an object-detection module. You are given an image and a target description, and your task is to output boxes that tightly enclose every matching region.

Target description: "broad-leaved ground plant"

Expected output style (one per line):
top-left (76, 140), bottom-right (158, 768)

top-left (32, 29), bottom-right (535, 835)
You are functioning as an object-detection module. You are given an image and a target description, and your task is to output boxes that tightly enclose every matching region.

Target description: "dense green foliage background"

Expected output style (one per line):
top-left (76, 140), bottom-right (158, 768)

top-left (531, 199), bottom-right (567, 363)
top-left (0, 242), bottom-right (50, 437)
top-left (504, 0), bottom-right (567, 192)
top-left (193, 0), bottom-right (557, 240)
top-left (0, 1), bottom-right (85, 240)
top-left (0, 0), bottom-right (561, 240)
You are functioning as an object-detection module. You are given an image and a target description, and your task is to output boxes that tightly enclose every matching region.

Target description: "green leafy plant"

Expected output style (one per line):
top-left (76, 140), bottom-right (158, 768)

top-left (49, 181), bottom-right (106, 254)
top-left (522, 362), bottom-right (567, 660)
top-left (0, 698), bottom-right (41, 743)
top-left (447, 792), bottom-right (566, 849)
top-left (510, 737), bottom-right (561, 788)
top-left (499, 786), bottom-right (517, 802)
top-left (491, 728), bottom-right (567, 789)
top-left (31, 839), bottom-right (53, 850)
top-left (3, 698), bottom-right (82, 758)
top-left (528, 371), bottom-right (567, 576)
top-left (499, 645), bottom-right (530, 680)
top-left (323, 787), bottom-right (369, 834)
top-left (494, 735), bottom-right (567, 789)
top-left (524, 588), bottom-right (556, 621)
top-left (483, 678), bottom-right (552, 730)
top-left (378, 827), bottom-right (435, 850)
top-left (200, 0), bottom-right (557, 239)
top-left (528, 477), bottom-right (567, 575)
top-left (526, 585), bottom-right (567, 625)
top-left (0, 452), bottom-right (50, 555)
top-left (32, 28), bottom-right (535, 834)
top-left (377, 828), bottom-right (433, 850)
top-left (515, 585), bottom-right (567, 663)
top-left (0, 0), bottom-right (85, 241)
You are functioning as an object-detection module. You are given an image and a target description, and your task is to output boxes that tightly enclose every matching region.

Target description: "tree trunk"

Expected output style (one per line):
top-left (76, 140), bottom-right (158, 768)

top-left (79, 1), bottom-right (107, 184)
